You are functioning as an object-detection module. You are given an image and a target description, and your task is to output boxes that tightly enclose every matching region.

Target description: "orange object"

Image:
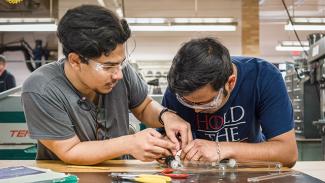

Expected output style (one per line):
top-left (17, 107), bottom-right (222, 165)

top-left (161, 168), bottom-right (189, 179)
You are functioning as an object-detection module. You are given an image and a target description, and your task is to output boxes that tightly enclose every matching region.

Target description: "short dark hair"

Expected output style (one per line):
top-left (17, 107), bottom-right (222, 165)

top-left (57, 5), bottom-right (131, 62)
top-left (167, 37), bottom-right (233, 96)
top-left (0, 55), bottom-right (6, 64)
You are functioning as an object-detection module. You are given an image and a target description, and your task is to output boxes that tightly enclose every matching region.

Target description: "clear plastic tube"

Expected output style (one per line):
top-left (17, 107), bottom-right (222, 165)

top-left (247, 171), bottom-right (299, 182)
top-left (175, 159), bottom-right (282, 171)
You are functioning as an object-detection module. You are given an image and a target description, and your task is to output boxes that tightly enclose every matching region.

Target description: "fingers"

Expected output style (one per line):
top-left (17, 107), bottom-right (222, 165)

top-left (149, 145), bottom-right (173, 157)
top-left (184, 148), bottom-right (198, 161)
top-left (152, 136), bottom-right (176, 150)
top-left (147, 129), bottom-right (176, 150)
top-left (148, 128), bottom-right (162, 138)
top-left (180, 127), bottom-right (188, 150)
top-left (141, 152), bottom-right (161, 162)
top-left (191, 150), bottom-right (201, 161)
top-left (165, 131), bottom-right (180, 151)
top-left (161, 135), bottom-right (178, 155)
top-left (187, 124), bottom-right (193, 143)
top-left (181, 141), bottom-right (195, 159)
top-left (156, 158), bottom-right (166, 164)
top-left (146, 129), bottom-right (176, 155)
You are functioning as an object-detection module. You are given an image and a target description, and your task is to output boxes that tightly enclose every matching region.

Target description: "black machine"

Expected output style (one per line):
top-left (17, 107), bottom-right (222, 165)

top-left (286, 58), bottom-right (320, 139)
top-left (307, 36), bottom-right (325, 160)
top-left (0, 39), bottom-right (50, 72)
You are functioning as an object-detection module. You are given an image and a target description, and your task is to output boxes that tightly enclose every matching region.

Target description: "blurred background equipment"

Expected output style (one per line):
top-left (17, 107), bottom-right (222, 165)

top-left (147, 78), bottom-right (162, 95)
top-left (307, 35), bottom-right (325, 161)
top-left (0, 39), bottom-right (52, 72)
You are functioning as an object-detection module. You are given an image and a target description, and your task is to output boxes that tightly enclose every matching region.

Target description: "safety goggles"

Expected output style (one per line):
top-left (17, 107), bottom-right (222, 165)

top-left (79, 47), bottom-right (130, 74)
top-left (176, 88), bottom-right (224, 110)
top-left (88, 57), bottom-right (128, 74)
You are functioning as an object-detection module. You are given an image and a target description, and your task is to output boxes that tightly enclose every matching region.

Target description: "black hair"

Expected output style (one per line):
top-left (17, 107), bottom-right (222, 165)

top-left (57, 5), bottom-right (131, 62)
top-left (167, 37), bottom-right (233, 96)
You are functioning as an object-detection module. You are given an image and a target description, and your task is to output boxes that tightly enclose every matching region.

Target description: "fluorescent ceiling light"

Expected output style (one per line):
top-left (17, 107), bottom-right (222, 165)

top-left (285, 17), bottom-right (325, 31)
top-left (0, 18), bottom-right (57, 32)
top-left (126, 18), bottom-right (237, 32)
top-left (0, 24), bottom-right (57, 32)
top-left (285, 24), bottom-right (325, 31)
top-left (276, 45), bottom-right (309, 51)
top-left (173, 18), bottom-right (235, 23)
top-left (0, 18), bottom-right (55, 23)
top-left (0, 17), bottom-right (236, 32)
top-left (275, 41), bottom-right (309, 51)
top-left (126, 18), bottom-right (166, 24)
top-left (281, 41), bottom-right (309, 46)
top-left (130, 25), bottom-right (236, 31)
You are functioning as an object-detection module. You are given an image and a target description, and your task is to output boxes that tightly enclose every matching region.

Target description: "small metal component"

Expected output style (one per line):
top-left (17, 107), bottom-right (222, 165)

top-left (165, 156), bottom-right (182, 169)
top-left (164, 150), bottom-right (183, 169)
top-left (227, 159), bottom-right (237, 168)
top-left (218, 164), bottom-right (226, 171)
top-left (175, 150), bottom-right (182, 162)
top-left (170, 160), bottom-right (181, 169)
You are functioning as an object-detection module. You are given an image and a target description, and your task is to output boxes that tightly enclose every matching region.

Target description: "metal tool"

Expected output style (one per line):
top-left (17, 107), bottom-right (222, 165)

top-left (247, 171), bottom-right (300, 182)
top-left (111, 173), bottom-right (171, 183)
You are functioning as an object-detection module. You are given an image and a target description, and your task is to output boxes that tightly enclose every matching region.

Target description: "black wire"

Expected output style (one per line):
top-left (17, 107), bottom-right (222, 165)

top-left (281, 0), bottom-right (309, 57)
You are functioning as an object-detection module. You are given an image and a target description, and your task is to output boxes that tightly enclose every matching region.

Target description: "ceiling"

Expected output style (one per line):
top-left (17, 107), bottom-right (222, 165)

top-left (1, 0), bottom-right (325, 63)
top-left (119, 0), bottom-right (325, 63)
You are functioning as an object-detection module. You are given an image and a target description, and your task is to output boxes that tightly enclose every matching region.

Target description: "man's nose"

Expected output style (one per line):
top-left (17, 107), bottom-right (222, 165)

top-left (112, 68), bottom-right (123, 80)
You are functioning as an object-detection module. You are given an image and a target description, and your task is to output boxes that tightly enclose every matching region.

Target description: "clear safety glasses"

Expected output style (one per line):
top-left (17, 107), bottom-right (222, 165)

top-left (88, 56), bottom-right (128, 74)
top-left (79, 48), bottom-right (130, 74)
top-left (176, 88), bottom-right (224, 110)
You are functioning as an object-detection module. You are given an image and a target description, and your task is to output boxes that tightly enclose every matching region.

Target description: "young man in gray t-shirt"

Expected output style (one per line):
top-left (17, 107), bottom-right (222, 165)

top-left (21, 5), bottom-right (192, 165)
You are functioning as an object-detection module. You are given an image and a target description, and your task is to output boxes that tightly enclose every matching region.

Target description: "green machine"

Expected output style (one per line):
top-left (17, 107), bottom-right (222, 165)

top-left (0, 86), bottom-right (36, 160)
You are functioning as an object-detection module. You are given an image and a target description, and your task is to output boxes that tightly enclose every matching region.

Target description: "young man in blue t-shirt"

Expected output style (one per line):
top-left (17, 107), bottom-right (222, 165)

top-left (162, 37), bottom-right (298, 167)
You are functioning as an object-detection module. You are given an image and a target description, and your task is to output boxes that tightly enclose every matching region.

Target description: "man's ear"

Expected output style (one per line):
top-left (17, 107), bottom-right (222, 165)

top-left (67, 52), bottom-right (82, 71)
top-left (227, 74), bottom-right (237, 91)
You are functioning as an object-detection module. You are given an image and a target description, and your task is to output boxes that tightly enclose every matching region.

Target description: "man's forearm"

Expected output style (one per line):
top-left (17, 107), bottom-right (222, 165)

top-left (221, 139), bottom-right (297, 167)
top-left (132, 97), bottom-right (164, 128)
top-left (58, 135), bottom-right (134, 165)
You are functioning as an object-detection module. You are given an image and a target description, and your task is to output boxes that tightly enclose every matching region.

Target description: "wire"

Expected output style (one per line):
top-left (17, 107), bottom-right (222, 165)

top-left (281, 0), bottom-right (309, 57)
top-left (126, 37), bottom-right (136, 59)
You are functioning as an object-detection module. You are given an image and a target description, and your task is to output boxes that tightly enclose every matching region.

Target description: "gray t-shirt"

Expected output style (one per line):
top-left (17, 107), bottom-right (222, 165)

top-left (21, 59), bottom-right (148, 160)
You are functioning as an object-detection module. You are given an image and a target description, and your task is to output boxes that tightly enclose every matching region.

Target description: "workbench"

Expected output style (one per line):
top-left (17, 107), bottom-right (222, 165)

top-left (0, 160), bottom-right (324, 182)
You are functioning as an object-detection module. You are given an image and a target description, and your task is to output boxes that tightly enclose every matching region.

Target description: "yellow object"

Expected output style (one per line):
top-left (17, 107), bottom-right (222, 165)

top-left (6, 0), bottom-right (23, 4)
top-left (67, 165), bottom-right (110, 170)
top-left (114, 174), bottom-right (171, 183)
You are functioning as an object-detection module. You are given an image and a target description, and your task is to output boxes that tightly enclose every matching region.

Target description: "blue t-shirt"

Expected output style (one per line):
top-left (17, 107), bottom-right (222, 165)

top-left (162, 56), bottom-right (293, 143)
